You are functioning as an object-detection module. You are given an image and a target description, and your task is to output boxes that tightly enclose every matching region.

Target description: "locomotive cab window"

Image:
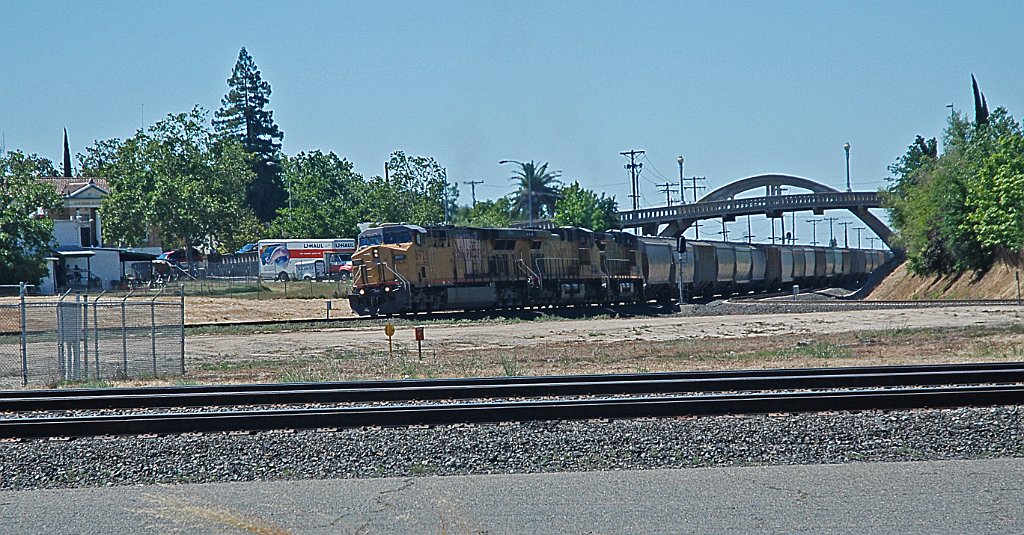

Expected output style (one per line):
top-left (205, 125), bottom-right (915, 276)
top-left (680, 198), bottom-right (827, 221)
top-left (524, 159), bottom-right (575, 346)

top-left (384, 230), bottom-right (412, 244)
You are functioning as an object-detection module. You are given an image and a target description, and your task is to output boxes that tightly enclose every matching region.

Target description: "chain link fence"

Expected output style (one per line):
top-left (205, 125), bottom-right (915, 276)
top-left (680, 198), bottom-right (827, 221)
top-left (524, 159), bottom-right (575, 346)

top-left (0, 284), bottom-right (184, 388)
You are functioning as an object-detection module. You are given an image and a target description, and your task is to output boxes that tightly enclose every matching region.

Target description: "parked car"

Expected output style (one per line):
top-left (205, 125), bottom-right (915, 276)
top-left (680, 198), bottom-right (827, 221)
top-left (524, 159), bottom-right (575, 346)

top-left (157, 248), bottom-right (204, 265)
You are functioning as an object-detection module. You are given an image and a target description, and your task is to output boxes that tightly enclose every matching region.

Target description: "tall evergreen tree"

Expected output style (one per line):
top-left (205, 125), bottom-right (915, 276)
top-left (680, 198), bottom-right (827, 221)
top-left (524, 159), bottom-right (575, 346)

top-left (62, 128), bottom-right (72, 177)
top-left (214, 47), bottom-right (286, 223)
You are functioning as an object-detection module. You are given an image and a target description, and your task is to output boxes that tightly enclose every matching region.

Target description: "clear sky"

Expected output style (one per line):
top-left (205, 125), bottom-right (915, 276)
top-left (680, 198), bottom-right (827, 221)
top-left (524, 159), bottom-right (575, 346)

top-left (2, 1), bottom-right (1021, 245)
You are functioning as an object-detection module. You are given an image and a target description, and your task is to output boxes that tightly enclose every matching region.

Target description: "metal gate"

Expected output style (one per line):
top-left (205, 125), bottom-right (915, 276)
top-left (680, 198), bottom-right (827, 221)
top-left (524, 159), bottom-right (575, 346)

top-left (0, 284), bottom-right (185, 388)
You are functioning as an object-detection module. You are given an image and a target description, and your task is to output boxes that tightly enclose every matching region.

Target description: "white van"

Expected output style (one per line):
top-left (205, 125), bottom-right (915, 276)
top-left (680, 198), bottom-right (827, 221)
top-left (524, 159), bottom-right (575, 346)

top-left (292, 259), bottom-right (327, 281)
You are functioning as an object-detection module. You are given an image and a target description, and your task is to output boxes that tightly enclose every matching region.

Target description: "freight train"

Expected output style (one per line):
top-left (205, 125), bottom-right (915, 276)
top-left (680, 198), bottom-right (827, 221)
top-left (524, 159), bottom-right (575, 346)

top-left (348, 223), bottom-right (893, 316)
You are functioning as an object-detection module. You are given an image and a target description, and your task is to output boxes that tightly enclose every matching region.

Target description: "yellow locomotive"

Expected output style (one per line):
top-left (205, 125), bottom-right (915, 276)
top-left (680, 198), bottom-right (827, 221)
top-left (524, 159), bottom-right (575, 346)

top-left (348, 224), bottom-right (647, 316)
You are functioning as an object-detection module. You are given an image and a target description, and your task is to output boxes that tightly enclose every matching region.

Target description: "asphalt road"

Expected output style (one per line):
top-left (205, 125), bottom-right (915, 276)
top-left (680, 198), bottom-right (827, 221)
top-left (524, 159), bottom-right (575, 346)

top-left (2, 458), bottom-right (1022, 533)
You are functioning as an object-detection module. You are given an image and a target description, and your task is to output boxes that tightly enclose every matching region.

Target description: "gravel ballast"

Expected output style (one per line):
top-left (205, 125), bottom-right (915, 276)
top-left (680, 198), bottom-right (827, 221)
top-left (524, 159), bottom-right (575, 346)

top-left (2, 406), bottom-right (1022, 490)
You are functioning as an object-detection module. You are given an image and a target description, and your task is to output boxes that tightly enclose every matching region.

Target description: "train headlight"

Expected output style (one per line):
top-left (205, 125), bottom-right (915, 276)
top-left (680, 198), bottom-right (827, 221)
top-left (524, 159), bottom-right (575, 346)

top-left (384, 286), bottom-right (391, 292)
top-left (359, 289), bottom-right (366, 295)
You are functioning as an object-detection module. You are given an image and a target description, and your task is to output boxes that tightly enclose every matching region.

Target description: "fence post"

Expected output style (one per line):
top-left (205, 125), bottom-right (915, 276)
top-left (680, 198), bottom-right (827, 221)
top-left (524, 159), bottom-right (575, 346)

top-left (180, 284), bottom-right (186, 374)
top-left (72, 292), bottom-right (83, 380)
top-left (149, 286), bottom-right (166, 377)
top-left (81, 292), bottom-right (89, 379)
top-left (151, 294), bottom-right (157, 376)
top-left (57, 289), bottom-right (70, 380)
top-left (93, 291), bottom-right (106, 381)
top-left (19, 282), bottom-right (27, 386)
top-left (121, 291), bottom-right (133, 379)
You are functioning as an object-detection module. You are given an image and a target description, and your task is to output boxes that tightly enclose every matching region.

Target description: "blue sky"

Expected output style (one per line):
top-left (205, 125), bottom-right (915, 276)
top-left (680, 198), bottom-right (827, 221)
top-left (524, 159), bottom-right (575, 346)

top-left (2, 1), bottom-right (1021, 244)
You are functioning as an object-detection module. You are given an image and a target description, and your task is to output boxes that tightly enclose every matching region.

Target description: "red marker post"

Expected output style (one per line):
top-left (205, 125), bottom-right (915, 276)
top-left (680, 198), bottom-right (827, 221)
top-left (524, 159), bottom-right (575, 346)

top-left (415, 326), bottom-right (425, 360)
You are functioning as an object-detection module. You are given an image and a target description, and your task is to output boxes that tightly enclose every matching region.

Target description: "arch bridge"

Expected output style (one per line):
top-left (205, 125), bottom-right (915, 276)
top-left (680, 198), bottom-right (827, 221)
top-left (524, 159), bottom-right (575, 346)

top-left (617, 174), bottom-right (893, 248)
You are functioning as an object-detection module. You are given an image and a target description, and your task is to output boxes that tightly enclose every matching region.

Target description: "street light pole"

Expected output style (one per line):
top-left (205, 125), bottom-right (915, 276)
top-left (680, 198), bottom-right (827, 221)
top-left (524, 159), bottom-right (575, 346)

top-left (844, 142), bottom-right (852, 192)
top-left (499, 160), bottom-right (529, 226)
top-left (677, 156), bottom-right (685, 205)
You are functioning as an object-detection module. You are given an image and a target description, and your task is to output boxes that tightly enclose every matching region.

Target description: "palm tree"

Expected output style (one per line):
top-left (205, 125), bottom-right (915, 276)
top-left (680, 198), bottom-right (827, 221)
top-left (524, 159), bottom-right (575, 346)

top-left (505, 160), bottom-right (561, 222)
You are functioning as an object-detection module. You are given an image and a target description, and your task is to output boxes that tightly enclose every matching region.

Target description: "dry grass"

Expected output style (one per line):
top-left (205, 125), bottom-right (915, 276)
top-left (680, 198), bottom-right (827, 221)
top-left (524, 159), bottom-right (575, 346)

top-left (173, 324), bottom-right (1024, 386)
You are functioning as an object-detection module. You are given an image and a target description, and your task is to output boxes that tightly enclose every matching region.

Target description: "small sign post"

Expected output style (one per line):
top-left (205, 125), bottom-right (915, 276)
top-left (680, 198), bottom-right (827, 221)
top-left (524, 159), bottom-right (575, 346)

top-left (415, 326), bottom-right (425, 360)
top-left (326, 300), bottom-right (332, 320)
top-left (384, 321), bottom-right (396, 358)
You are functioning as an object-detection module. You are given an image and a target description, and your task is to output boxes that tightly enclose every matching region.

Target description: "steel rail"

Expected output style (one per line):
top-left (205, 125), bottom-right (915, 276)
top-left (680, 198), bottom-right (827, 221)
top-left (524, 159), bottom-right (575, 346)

top-left (2, 384), bottom-right (1021, 439)
top-left (2, 362), bottom-right (1023, 412)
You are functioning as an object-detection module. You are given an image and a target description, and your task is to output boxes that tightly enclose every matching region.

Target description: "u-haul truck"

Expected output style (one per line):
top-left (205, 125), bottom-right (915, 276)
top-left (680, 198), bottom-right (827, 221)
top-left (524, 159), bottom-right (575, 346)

top-left (257, 239), bottom-right (355, 281)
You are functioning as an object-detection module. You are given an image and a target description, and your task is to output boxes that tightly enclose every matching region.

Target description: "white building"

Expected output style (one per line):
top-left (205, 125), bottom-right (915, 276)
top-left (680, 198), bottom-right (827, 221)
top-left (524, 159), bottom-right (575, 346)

top-left (36, 177), bottom-right (159, 294)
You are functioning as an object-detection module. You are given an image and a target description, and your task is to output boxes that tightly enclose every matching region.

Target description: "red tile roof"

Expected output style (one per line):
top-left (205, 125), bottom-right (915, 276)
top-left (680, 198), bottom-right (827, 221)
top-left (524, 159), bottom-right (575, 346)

top-left (37, 177), bottom-right (109, 196)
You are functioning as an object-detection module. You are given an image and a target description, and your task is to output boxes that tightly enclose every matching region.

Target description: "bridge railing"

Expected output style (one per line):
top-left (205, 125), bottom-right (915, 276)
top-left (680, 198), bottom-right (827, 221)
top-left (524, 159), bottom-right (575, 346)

top-left (619, 192), bottom-right (881, 225)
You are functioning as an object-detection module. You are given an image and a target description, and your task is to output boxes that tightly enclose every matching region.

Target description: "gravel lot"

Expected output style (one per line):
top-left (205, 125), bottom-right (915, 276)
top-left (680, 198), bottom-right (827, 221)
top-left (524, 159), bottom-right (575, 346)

top-left (2, 406), bottom-right (1022, 490)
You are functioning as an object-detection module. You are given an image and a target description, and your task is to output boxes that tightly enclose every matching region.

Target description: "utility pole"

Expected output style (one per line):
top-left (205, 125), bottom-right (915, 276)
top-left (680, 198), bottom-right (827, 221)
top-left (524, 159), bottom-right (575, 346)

top-left (620, 149), bottom-right (645, 210)
top-left (790, 210), bottom-right (797, 245)
top-left (688, 175), bottom-right (707, 204)
top-left (657, 182), bottom-right (678, 206)
top-left (806, 218), bottom-right (822, 246)
top-left (823, 217), bottom-right (840, 247)
top-left (853, 226), bottom-right (865, 249)
top-left (837, 221), bottom-right (853, 248)
top-left (463, 180), bottom-right (484, 206)
top-left (744, 215), bottom-right (754, 244)
top-left (776, 187), bottom-right (787, 245)
top-left (442, 167), bottom-right (449, 225)
top-left (719, 218), bottom-right (729, 241)
top-left (867, 236), bottom-right (880, 250)
top-left (692, 220), bottom-right (702, 240)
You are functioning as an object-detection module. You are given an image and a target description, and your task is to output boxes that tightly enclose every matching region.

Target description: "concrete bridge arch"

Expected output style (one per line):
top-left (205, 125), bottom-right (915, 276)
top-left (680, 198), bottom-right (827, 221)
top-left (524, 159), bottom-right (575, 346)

top-left (696, 174), bottom-right (892, 246)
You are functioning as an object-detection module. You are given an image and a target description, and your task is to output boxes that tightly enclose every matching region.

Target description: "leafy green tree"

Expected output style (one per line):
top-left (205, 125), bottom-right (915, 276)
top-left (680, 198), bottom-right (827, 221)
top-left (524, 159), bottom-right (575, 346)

top-left (453, 197), bottom-right (515, 227)
top-left (885, 96), bottom-right (1024, 274)
top-left (553, 181), bottom-right (620, 231)
top-left (214, 47), bottom-right (286, 223)
top-left (270, 150), bottom-right (365, 238)
top-left (359, 151), bottom-right (455, 225)
top-left (98, 107), bottom-right (257, 254)
top-left (77, 138), bottom-right (124, 175)
top-left (0, 150), bottom-right (63, 285)
top-left (507, 161), bottom-right (561, 221)
top-left (966, 133), bottom-right (1024, 251)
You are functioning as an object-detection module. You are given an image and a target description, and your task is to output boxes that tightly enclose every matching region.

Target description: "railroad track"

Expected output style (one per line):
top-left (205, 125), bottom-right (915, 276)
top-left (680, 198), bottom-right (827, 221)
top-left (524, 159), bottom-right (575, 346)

top-left (2, 362), bottom-right (1023, 439)
top-left (181, 298), bottom-right (1021, 332)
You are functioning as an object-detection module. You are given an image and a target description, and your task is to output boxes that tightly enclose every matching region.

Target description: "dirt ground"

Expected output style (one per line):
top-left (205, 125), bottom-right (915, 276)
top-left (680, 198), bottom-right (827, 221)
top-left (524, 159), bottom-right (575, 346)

top-left (179, 304), bottom-right (1024, 385)
top-left (870, 256), bottom-right (1024, 300)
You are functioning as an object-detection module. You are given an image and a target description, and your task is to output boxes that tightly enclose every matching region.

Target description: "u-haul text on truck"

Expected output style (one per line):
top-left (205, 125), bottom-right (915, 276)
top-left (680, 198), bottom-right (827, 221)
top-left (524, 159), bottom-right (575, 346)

top-left (257, 239), bottom-right (355, 281)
